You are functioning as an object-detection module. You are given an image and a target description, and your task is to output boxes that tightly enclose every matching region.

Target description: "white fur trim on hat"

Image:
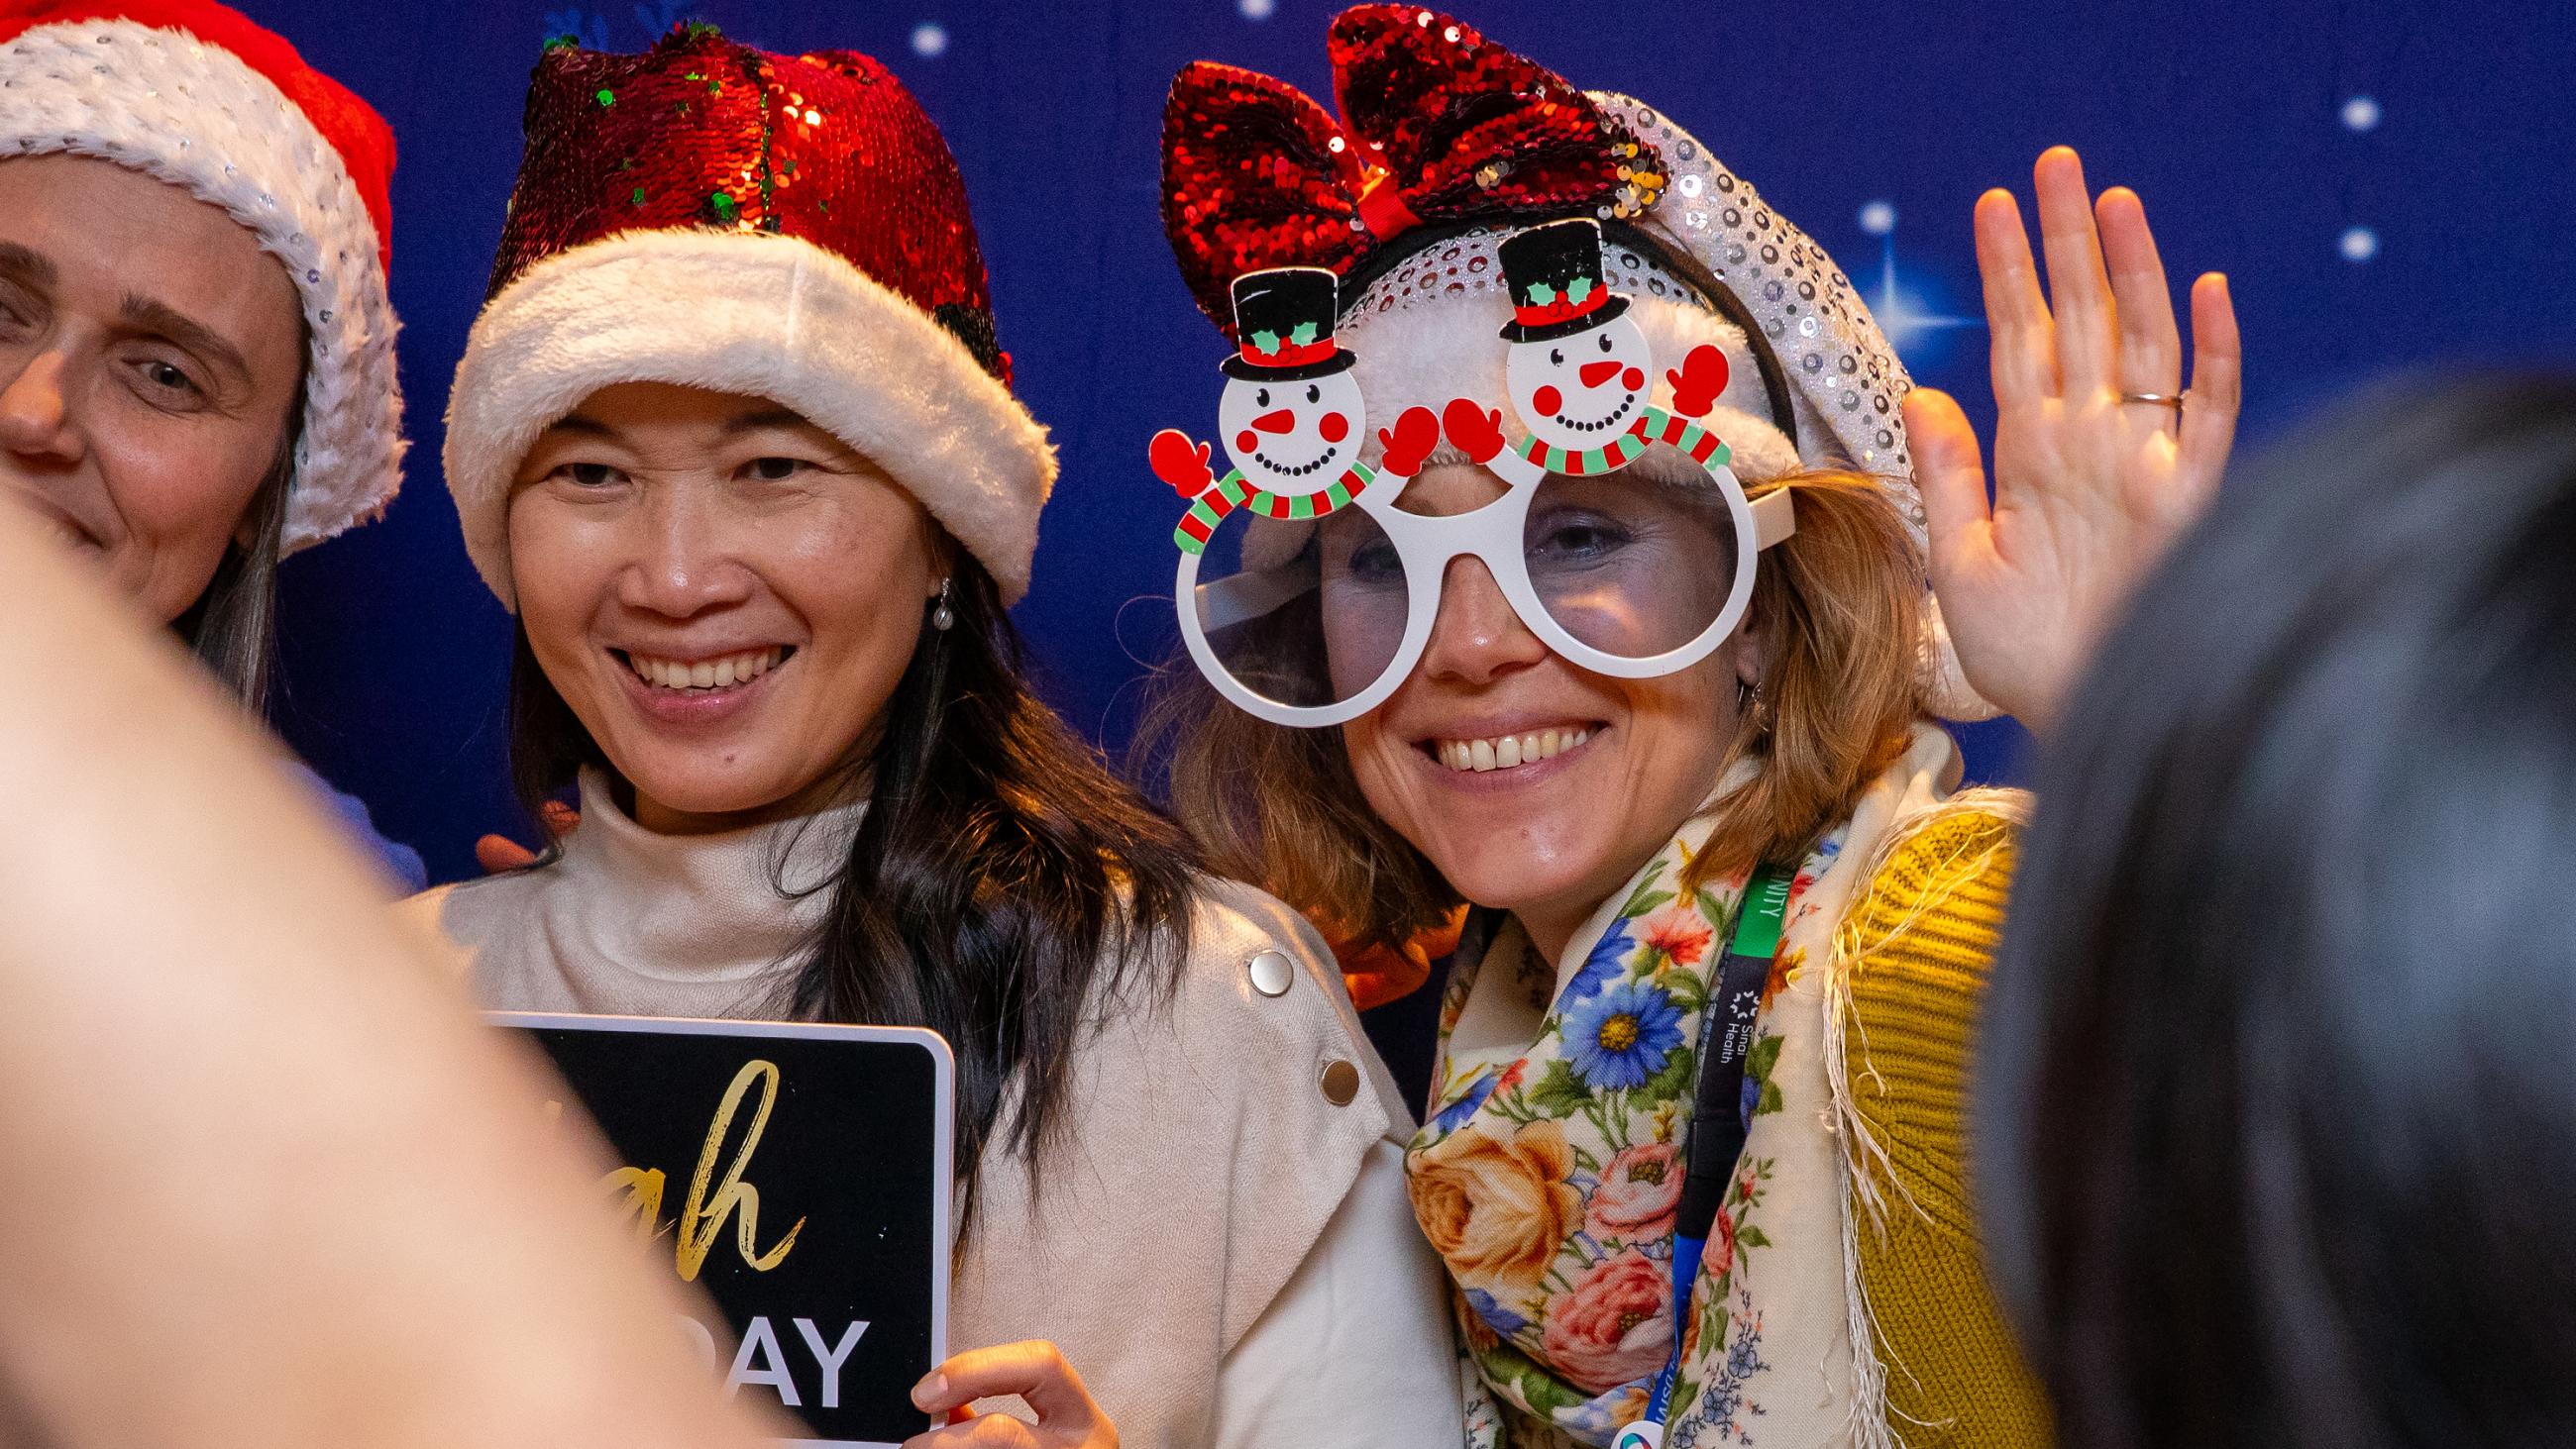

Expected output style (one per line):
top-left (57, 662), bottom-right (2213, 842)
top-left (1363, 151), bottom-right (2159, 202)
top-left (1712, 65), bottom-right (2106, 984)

top-left (0, 17), bottom-right (403, 553)
top-left (1917, 594), bottom-right (2005, 722)
top-left (444, 228), bottom-right (1058, 609)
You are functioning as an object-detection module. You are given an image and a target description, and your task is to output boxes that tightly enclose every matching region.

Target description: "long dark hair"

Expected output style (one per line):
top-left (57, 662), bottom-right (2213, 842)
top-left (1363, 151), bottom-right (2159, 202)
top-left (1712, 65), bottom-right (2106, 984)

top-left (1976, 376), bottom-right (2576, 1449)
top-left (173, 428), bottom-right (295, 711)
top-left (510, 557), bottom-right (1202, 1208)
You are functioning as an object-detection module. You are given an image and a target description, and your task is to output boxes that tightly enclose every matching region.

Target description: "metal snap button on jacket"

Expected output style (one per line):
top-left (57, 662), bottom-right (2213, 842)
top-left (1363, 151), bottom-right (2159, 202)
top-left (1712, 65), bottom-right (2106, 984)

top-left (1245, 949), bottom-right (1295, 997)
top-left (1319, 1058), bottom-right (1361, 1106)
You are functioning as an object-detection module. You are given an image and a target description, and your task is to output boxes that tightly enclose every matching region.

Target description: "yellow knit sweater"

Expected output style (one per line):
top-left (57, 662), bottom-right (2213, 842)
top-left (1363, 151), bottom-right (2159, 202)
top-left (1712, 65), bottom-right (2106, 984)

top-left (1839, 804), bottom-right (2053, 1447)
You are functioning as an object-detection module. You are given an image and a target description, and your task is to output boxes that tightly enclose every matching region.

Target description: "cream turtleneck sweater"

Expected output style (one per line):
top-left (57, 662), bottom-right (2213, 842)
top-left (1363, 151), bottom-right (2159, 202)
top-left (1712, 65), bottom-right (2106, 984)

top-left (403, 772), bottom-right (1460, 1447)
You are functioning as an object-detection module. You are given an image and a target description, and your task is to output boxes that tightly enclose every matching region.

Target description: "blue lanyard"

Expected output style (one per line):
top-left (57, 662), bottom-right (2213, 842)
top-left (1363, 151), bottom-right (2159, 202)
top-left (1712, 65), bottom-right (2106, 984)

top-left (1616, 865), bottom-right (1794, 1449)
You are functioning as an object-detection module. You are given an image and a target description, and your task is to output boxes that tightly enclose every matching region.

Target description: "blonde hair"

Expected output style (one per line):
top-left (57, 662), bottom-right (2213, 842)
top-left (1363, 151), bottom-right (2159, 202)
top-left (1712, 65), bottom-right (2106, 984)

top-left (1139, 467), bottom-right (1926, 950)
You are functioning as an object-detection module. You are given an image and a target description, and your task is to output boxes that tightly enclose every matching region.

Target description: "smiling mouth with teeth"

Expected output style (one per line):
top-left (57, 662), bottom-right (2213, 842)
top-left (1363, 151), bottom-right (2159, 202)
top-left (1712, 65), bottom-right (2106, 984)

top-left (1429, 725), bottom-right (1597, 774)
top-left (617, 645), bottom-right (794, 691)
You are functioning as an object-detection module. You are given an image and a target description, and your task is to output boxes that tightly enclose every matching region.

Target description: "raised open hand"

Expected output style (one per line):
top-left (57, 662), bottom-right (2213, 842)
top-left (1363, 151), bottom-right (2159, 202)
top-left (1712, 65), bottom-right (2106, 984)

top-left (1904, 147), bottom-right (2241, 732)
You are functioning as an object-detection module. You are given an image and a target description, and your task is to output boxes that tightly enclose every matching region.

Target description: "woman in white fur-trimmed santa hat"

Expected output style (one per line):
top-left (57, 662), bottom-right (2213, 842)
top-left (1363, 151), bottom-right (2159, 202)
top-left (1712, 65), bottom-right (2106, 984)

top-left (0, 0), bottom-right (419, 886)
top-left (1149, 8), bottom-right (2241, 1447)
top-left (416, 22), bottom-right (1463, 1447)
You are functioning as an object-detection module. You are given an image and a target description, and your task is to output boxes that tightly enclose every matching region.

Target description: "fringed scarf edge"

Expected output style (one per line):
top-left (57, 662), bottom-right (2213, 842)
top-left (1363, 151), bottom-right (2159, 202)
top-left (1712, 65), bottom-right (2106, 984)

top-left (1819, 784), bottom-right (2031, 1449)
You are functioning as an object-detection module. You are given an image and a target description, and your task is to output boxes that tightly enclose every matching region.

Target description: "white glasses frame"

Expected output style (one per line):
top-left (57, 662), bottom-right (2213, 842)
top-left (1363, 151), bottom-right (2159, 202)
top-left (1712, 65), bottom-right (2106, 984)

top-left (1175, 408), bottom-right (1798, 729)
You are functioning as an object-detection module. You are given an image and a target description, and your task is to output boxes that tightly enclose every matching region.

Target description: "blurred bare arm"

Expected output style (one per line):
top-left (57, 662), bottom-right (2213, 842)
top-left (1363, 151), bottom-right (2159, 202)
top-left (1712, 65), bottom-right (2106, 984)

top-left (0, 503), bottom-right (783, 1448)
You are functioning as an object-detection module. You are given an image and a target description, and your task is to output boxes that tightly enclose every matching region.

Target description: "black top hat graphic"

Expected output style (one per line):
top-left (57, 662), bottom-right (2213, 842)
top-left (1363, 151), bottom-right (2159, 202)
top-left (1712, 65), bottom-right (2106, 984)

top-left (1223, 266), bottom-right (1357, 380)
top-left (1497, 218), bottom-right (1632, 343)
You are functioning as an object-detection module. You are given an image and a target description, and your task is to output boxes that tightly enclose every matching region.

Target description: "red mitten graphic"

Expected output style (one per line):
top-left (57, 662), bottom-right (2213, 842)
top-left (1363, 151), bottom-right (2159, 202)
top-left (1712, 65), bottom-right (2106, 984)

top-left (1442, 397), bottom-right (1508, 465)
top-left (1148, 429), bottom-right (1216, 497)
top-left (1667, 343), bottom-right (1731, 419)
top-left (1377, 405), bottom-right (1442, 475)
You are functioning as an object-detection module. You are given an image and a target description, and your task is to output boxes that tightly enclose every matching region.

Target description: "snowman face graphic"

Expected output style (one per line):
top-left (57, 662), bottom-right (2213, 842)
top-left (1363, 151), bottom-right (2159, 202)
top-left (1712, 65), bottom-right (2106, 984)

top-left (1507, 314), bottom-right (1656, 454)
top-left (1217, 367), bottom-right (1365, 496)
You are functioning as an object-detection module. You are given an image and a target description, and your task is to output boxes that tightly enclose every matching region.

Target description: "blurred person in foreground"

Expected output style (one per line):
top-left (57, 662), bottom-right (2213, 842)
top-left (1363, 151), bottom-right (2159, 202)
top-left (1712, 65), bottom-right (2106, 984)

top-left (0, 493), bottom-right (779, 1448)
top-left (1978, 375), bottom-right (2576, 1449)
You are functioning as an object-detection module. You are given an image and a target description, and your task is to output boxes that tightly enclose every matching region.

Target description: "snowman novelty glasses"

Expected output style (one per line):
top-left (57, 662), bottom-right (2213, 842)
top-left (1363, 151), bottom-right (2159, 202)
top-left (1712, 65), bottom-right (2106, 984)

top-left (1165, 228), bottom-right (1797, 730)
top-left (1176, 407), bottom-right (1796, 728)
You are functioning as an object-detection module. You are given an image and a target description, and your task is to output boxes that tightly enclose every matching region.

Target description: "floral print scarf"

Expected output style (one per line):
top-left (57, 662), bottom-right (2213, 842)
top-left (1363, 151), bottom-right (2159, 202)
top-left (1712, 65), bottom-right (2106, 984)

top-left (1409, 726), bottom-right (1965, 1449)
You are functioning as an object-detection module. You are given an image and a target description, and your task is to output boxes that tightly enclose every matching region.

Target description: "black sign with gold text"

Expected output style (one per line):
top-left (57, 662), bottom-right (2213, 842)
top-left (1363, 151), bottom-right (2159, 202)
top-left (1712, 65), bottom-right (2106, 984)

top-left (495, 1013), bottom-right (953, 1448)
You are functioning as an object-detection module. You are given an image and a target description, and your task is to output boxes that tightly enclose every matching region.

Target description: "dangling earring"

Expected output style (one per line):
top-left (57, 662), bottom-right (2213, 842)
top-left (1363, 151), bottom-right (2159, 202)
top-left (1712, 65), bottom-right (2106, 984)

top-left (929, 576), bottom-right (955, 632)
top-left (1737, 676), bottom-right (1768, 728)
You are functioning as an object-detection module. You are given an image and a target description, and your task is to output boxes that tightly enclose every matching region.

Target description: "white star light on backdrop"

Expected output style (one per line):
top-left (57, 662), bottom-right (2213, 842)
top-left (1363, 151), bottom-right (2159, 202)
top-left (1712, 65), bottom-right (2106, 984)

top-left (1238, 0), bottom-right (1277, 17)
top-left (1857, 200), bottom-right (1979, 364)
top-left (911, 22), bottom-right (948, 56)
top-left (2338, 96), bottom-right (2370, 263)
top-left (2339, 94), bottom-right (2380, 262)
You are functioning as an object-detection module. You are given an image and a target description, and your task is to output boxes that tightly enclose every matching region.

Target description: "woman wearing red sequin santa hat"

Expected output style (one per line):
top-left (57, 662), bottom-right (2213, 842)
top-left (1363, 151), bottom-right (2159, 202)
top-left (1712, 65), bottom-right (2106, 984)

top-left (0, 0), bottom-right (421, 887)
top-left (1149, 8), bottom-right (2239, 1447)
top-left (415, 23), bottom-right (1460, 1448)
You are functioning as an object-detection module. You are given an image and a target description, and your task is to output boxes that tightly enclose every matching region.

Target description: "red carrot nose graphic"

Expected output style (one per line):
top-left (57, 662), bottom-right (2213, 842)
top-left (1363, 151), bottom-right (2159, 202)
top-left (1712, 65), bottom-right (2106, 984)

top-left (1253, 408), bottom-right (1297, 434)
top-left (1579, 360), bottom-right (1624, 388)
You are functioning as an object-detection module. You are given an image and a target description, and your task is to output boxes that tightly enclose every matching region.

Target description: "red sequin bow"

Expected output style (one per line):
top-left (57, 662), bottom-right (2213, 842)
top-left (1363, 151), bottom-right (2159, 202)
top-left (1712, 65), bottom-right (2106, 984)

top-left (1161, 4), bottom-right (1665, 338)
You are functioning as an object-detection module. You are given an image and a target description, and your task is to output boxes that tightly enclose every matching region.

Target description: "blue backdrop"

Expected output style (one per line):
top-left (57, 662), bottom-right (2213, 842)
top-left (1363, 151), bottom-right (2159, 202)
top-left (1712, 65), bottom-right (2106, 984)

top-left (240, 0), bottom-right (2576, 885)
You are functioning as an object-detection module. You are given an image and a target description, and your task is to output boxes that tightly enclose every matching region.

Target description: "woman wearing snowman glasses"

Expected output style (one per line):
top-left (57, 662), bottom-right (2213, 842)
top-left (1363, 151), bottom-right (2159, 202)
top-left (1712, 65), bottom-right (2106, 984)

top-left (1147, 8), bottom-right (2239, 1447)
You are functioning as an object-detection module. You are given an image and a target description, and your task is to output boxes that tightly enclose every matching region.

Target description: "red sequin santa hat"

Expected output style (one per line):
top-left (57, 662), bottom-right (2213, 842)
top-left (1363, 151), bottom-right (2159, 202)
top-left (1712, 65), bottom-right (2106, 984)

top-left (443, 24), bottom-right (1053, 609)
top-left (0, 0), bottom-right (403, 552)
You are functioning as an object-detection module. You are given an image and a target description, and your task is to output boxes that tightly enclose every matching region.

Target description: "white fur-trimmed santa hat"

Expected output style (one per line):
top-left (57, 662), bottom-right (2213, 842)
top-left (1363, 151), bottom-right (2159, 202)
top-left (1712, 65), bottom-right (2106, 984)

top-left (443, 25), bottom-right (1054, 610)
top-left (0, 0), bottom-right (404, 554)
